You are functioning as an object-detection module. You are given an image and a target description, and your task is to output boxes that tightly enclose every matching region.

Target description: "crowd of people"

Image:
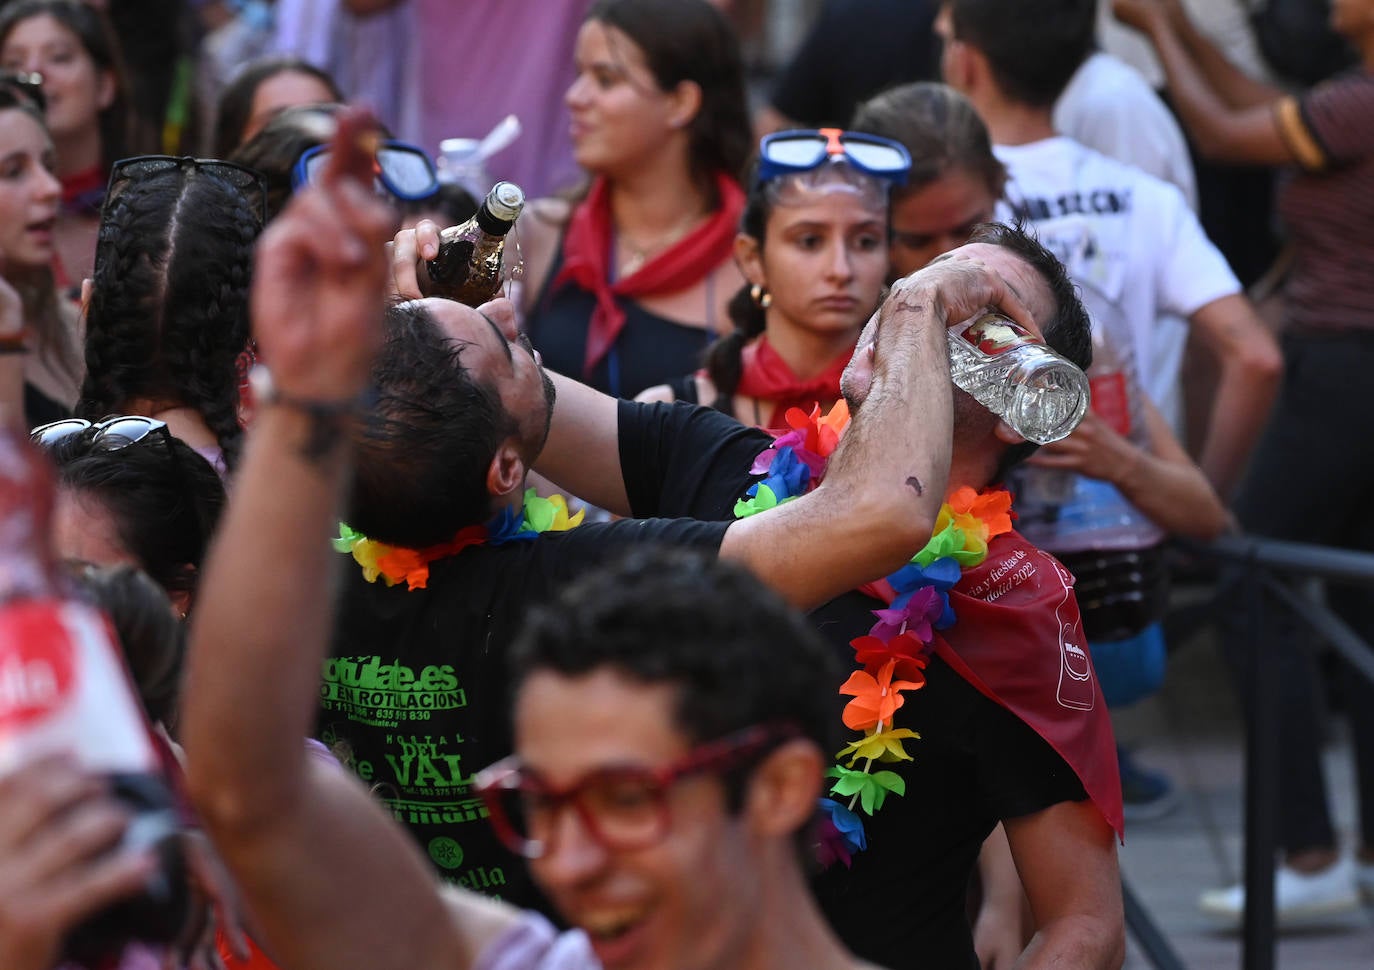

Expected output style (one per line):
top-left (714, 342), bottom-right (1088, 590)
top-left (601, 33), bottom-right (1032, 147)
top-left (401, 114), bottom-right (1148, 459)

top-left (0, 0), bottom-right (1371, 969)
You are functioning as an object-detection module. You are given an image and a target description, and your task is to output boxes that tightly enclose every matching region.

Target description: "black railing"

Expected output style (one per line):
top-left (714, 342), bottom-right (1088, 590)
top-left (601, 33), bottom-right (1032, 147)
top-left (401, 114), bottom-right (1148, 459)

top-left (1137, 534), bottom-right (1374, 970)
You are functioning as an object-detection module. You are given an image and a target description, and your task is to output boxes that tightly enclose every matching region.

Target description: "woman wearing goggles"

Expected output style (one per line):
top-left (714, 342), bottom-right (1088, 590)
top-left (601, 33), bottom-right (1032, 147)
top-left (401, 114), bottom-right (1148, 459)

top-left (231, 103), bottom-right (439, 223)
top-left (637, 127), bottom-right (909, 431)
top-left (292, 138), bottom-right (439, 203)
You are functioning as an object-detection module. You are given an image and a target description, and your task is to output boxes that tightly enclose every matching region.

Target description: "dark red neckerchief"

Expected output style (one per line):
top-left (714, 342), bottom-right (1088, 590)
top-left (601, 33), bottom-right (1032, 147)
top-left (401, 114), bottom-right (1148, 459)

top-left (735, 336), bottom-right (850, 431)
top-left (62, 163), bottom-right (106, 217)
top-left (861, 531), bottom-right (1126, 841)
top-left (52, 164), bottom-right (106, 293)
top-left (553, 173), bottom-right (744, 377)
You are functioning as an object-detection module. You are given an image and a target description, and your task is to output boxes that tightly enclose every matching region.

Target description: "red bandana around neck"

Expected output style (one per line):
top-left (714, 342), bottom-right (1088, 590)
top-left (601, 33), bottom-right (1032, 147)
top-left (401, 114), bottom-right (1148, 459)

top-left (62, 163), bottom-right (106, 214)
top-left (735, 335), bottom-right (851, 431)
top-left (935, 535), bottom-right (1124, 841)
top-left (553, 172), bottom-right (745, 377)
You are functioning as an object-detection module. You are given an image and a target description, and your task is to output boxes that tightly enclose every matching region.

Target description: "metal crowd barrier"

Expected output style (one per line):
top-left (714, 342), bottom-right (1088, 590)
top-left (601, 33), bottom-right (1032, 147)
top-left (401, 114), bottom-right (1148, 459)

top-left (1127, 535), bottom-right (1374, 970)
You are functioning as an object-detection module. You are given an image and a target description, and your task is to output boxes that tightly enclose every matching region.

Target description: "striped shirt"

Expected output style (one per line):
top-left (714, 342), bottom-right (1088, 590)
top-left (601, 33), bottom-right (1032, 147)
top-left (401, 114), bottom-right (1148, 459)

top-left (1275, 69), bottom-right (1374, 333)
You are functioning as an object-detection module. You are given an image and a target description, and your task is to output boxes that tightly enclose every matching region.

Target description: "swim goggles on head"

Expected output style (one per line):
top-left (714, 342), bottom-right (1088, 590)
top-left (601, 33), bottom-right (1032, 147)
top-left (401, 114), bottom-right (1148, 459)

top-left (757, 128), bottom-right (911, 185)
top-left (291, 139), bottom-right (439, 201)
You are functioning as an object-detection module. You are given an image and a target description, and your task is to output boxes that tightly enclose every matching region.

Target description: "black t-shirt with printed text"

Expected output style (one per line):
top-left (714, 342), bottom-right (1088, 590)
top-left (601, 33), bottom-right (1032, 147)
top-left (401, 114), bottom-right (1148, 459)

top-left (321, 400), bottom-right (1088, 968)
top-left (317, 402), bottom-right (760, 907)
top-left (630, 402), bottom-right (1089, 970)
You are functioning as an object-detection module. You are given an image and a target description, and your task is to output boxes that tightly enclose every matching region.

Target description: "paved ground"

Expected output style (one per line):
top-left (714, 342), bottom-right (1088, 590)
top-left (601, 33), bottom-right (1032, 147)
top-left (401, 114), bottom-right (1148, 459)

top-left (1112, 621), bottom-right (1374, 969)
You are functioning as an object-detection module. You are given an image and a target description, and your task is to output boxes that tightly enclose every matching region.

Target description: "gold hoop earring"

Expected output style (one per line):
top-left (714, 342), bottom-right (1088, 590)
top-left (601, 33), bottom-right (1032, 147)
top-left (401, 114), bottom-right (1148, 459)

top-left (750, 284), bottom-right (772, 309)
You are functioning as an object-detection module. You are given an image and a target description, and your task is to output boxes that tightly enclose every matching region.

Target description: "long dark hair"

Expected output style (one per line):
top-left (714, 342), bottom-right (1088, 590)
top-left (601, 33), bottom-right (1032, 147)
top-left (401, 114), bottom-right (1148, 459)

top-left (587, 0), bottom-right (752, 192)
top-left (0, 84), bottom-right (78, 391)
top-left (213, 55), bottom-right (342, 159)
top-left (0, 0), bottom-right (134, 169)
top-left (852, 82), bottom-right (1006, 203)
top-left (78, 167), bottom-right (262, 469)
top-left (704, 165), bottom-right (769, 412)
top-left (228, 102), bottom-right (348, 223)
top-left (69, 563), bottom-right (185, 730)
top-left (51, 430), bottom-right (227, 605)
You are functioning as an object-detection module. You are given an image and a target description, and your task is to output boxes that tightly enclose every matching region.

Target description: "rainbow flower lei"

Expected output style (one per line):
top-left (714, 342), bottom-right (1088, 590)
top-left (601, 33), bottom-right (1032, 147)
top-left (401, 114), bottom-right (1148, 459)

top-left (334, 488), bottom-right (585, 591)
top-left (734, 402), bottom-right (1013, 868)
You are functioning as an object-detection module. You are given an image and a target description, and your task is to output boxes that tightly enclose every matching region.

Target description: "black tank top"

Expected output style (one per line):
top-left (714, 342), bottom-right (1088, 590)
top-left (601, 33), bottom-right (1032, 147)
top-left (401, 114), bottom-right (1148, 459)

top-left (527, 234), bottom-right (717, 400)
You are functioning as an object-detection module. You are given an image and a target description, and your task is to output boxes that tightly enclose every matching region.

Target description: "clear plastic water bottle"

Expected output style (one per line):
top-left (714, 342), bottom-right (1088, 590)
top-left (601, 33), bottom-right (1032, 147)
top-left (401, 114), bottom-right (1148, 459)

top-left (437, 137), bottom-right (491, 200)
top-left (947, 312), bottom-right (1090, 444)
top-left (1014, 310), bottom-right (1163, 551)
top-left (1010, 311), bottom-right (1169, 641)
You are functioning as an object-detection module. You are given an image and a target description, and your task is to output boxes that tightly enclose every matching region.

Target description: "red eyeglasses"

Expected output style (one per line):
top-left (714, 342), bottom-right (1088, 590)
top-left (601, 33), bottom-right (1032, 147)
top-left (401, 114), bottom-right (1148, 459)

top-left (473, 723), bottom-right (797, 859)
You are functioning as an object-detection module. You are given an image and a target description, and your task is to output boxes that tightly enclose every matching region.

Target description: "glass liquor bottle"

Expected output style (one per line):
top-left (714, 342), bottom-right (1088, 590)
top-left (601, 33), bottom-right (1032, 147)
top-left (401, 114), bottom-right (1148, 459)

top-left (426, 181), bottom-right (526, 306)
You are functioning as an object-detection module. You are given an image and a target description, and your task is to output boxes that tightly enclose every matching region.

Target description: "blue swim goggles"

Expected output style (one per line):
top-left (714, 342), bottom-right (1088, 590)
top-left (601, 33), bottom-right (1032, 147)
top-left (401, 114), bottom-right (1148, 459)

top-left (757, 127), bottom-right (911, 186)
top-left (291, 139), bottom-right (439, 201)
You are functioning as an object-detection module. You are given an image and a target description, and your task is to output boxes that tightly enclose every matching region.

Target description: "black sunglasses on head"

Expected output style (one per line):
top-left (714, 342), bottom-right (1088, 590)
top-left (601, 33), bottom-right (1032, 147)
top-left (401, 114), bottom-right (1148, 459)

top-left (31, 415), bottom-right (172, 453)
top-left (103, 155), bottom-right (269, 224)
top-left (0, 71), bottom-right (45, 112)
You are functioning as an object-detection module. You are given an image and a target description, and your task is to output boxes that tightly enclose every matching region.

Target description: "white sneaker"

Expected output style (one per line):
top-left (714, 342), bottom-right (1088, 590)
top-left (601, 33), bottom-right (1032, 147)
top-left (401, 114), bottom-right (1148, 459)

top-left (1198, 858), bottom-right (1360, 928)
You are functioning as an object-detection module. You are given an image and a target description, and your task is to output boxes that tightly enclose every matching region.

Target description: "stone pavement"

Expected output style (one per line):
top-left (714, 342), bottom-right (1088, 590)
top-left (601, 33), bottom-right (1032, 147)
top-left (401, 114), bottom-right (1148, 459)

top-left (1112, 625), bottom-right (1374, 969)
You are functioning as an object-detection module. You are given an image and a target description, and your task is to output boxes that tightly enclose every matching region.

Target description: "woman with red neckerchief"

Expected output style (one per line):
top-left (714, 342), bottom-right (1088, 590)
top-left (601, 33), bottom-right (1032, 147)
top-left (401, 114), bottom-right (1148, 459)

top-left (638, 127), bottom-right (908, 430)
top-left (0, 1), bottom-right (133, 294)
top-left (519, 0), bottom-right (751, 401)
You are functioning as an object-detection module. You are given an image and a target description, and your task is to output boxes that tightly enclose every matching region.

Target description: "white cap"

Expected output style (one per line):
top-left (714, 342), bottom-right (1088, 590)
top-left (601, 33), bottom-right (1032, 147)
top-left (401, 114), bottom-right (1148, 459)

top-left (486, 181), bottom-right (525, 221)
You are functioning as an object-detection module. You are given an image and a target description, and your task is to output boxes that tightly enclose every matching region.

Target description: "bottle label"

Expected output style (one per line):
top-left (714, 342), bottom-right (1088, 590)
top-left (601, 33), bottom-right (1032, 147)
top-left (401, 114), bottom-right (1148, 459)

top-left (1088, 372), bottom-right (1131, 437)
top-left (0, 603), bottom-right (74, 727)
top-left (0, 600), bottom-right (158, 774)
top-left (959, 313), bottom-right (1043, 357)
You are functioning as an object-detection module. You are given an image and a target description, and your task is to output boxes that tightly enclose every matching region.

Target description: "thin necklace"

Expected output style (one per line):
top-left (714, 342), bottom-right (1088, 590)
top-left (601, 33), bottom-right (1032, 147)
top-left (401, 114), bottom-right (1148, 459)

top-left (616, 208), bottom-right (703, 278)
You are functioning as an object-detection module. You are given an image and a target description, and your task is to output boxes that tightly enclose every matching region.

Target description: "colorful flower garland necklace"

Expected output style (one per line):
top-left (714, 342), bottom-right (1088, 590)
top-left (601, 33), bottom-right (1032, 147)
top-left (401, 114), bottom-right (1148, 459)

top-left (335, 405), bottom-right (1012, 865)
top-left (734, 402), bottom-right (1014, 868)
top-left (334, 489), bottom-right (585, 591)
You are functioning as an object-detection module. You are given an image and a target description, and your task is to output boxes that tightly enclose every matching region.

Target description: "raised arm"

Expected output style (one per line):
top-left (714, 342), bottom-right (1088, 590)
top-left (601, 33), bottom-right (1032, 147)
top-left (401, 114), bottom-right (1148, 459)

top-left (182, 111), bottom-right (517, 970)
top-left (720, 257), bottom-right (1037, 610)
top-left (1006, 800), bottom-right (1125, 970)
top-left (1187, 293), bottom-right (1282, 498)
top-left (1027, 395), bottom-right (1229, 539)
top-left (1113, 0), bottom-right (1294, 164)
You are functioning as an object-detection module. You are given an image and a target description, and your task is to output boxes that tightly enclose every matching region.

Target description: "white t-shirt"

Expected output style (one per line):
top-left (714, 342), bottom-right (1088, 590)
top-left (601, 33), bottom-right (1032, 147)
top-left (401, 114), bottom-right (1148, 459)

top-left (1054, 52), bottom-right (1197, 210)
top-left (1095, 0), bottom-right (1277, 90)
top-left (994, 137), bottom-right (1239, 429)
top-left (473, 912), bottom-right (598, 970)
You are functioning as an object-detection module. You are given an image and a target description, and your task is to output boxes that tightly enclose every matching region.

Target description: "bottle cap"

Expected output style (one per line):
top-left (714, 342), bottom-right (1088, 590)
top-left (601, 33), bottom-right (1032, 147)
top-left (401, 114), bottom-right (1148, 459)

top-left (486, 182), bottom-right (525, 222)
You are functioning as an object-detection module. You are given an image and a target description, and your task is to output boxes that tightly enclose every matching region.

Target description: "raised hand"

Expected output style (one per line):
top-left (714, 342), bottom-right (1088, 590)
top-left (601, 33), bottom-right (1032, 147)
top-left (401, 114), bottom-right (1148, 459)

top-left (249, 107), bottom-right (398, 405)
top-left (0, 756), bottom-right (156, 970)
top-left (895, 251), bottom-right (1036, 335)
top-left (1112, 0), bottom-right (1182, 35)
top-left (1027, 410), bottom-right (1137, 483)
top-left (387, 220), bottom-right (443, 302)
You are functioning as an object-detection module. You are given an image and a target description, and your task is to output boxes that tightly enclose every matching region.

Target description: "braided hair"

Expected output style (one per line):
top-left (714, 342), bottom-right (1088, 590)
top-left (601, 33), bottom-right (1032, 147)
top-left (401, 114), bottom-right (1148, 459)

top-left (78, 166), bottom-right (261, 470)
top-left (703, 168), bottom-right (769, 413)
